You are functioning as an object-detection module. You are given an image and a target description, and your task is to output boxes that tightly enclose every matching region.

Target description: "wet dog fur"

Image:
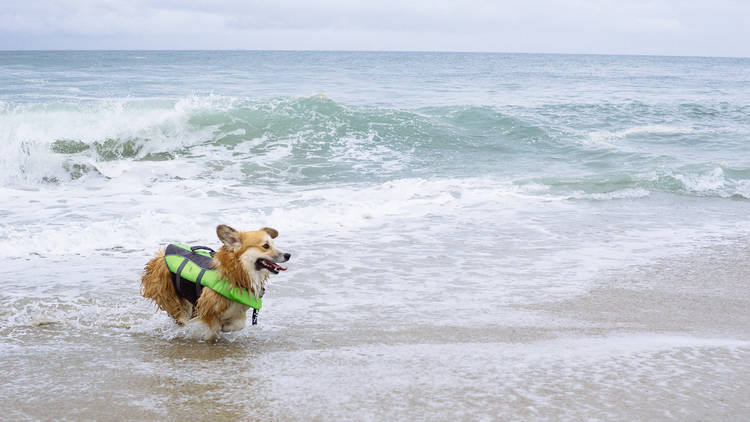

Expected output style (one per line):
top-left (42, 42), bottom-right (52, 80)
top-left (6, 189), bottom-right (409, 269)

top-left (140, 224), bottom-right (290, 341)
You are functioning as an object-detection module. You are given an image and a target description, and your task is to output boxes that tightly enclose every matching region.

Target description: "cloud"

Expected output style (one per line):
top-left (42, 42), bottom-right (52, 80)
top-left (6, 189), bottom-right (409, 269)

top-left (0, 0), bottom-right (748, 56)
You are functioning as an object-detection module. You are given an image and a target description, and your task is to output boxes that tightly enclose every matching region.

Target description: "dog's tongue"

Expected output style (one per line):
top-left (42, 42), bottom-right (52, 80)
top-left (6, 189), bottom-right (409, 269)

top-left (261, 259), bottom-right (287, 271)
top-left (274, 263), bottom-right (287, 271)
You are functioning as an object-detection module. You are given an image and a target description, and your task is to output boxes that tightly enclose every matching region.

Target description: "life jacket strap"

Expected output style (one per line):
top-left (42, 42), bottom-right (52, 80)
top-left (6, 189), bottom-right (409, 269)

top-left (173, 258), bottom-right (189, 298)
top-left (252, 287), bottom-right (266, 325)
top-left (195, 268), bottom-right (206, 300)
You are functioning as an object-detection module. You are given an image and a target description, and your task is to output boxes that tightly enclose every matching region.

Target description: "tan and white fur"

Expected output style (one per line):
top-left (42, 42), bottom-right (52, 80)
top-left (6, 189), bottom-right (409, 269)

top-left (140, 224), bottom-right (290, 341)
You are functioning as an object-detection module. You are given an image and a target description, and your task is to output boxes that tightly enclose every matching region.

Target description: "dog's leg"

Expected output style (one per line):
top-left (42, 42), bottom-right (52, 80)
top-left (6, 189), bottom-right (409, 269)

top-left (176, 300), bottom-right (194, 325)
top-left (221, 318), bottom-right (246, 332)
top-left (220, 302), bottom-right (248, 332)
top-left (195, 288), bottom-right (229, 341)
top-left (195, 319), bottom-right (220, 342)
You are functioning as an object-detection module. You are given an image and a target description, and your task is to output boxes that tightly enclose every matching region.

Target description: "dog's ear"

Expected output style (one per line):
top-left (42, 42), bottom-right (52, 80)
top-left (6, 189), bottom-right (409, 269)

top-left (217, 224), bottom-right (242, 249)
top-left (261, 227), bottom-right (278, 239)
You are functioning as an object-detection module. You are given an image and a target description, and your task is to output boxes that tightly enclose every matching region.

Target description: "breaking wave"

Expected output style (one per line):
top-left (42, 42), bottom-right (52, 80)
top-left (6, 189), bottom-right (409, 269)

top-left (1, 94), bottom-right (749, 199)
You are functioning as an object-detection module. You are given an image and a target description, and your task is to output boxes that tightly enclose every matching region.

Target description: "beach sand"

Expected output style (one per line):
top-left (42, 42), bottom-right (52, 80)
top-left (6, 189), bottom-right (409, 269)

top-left (2, 238), bottom-right (748, 421)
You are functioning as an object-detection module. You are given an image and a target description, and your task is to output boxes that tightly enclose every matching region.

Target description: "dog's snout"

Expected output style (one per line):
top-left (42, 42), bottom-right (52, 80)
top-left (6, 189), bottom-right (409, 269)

top-left (283, 253), bottom-right (291, 261)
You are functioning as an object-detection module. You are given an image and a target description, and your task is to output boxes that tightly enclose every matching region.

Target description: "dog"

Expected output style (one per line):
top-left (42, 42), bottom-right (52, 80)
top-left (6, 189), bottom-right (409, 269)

top-left (141, 224), bottom-right (290, 340)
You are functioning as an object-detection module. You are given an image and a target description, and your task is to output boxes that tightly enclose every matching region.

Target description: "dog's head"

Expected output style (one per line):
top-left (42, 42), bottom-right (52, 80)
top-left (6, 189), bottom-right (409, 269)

top-left (216, 224), bottom-right (291, 274)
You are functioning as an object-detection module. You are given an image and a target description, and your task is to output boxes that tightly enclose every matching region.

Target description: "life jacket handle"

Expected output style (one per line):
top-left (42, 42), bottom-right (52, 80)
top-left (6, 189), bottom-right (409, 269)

top-left (190, 245), bottom-right (216, 256)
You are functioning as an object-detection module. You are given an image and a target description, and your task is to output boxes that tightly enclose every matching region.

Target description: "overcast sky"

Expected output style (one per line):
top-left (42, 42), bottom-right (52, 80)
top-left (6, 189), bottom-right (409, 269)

top-left (1, 0), bottom-right (748, 57)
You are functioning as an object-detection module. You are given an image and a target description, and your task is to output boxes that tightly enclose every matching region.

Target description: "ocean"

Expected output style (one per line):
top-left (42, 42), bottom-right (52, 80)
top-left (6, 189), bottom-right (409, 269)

top-left (1, 51), bottom-right (749, 420)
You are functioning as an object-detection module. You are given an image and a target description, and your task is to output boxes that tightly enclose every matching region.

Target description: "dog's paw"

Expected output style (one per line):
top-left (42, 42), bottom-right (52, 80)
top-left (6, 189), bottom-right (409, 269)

top-left (190, 319), bottom-right (220, 342)
top-left (221, 318), bottom-right (246, 332)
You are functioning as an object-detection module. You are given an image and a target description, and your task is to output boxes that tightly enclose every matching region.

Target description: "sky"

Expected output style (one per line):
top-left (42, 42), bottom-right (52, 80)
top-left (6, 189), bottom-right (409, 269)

top-left (1, 0), bottom-right (748, 57)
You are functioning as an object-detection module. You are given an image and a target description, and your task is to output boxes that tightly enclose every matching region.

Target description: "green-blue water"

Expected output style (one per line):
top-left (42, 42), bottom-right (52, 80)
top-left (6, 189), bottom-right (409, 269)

top-left (1, 51), bottom-right (750, 420)
top-left (2, 52), bottom-right (749, 196)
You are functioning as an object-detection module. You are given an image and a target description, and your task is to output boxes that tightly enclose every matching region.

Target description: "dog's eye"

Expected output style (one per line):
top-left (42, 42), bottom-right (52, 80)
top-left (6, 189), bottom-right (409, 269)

top-left (262, 243), bottom-right (270, 249)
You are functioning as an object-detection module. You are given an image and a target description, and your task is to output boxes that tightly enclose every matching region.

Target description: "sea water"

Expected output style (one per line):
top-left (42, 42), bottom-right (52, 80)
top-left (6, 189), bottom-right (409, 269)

top-left (1, 51), bottom-right (749, 420)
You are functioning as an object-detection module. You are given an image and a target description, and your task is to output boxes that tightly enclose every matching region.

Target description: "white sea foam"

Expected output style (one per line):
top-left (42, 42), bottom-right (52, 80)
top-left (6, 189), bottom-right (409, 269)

top-left (3, 178), bottom-right (747, 334)
top-left (736, 180), bottom-right (750, 198)
top-left (1, 172), bottom-right (747, 264)
top-left (0, 177), bottom-right (530, 258)
top-left (673, 167), bottom-right (726, 193)
top-left (331, 132), bottom-right (410, 173)
top-left (0, 96), bottom-right (230, 185)
top-left (569, 187), bottom-right (651, 200)
top-left (588, 125), bottom-right (694, 143)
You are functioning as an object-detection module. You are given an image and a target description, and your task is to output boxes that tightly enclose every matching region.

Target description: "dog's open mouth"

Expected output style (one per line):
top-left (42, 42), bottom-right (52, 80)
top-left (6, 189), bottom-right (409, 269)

top-left (256, 258), bottom-right (287, 274)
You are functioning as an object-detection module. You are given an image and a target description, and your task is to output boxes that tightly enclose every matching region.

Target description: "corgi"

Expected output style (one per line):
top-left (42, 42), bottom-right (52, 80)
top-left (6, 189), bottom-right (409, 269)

top-left (140, 224), bottom-right (290, 341)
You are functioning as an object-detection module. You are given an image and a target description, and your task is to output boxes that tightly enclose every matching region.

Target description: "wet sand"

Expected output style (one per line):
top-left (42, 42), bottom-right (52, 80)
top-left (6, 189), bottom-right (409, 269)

top-left (2, 240), bottom-right (749, 421)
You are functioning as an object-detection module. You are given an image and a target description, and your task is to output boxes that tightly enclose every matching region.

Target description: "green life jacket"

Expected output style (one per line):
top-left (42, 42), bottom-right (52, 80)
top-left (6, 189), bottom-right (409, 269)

top-left (163, 243), bottom-right (262, 310)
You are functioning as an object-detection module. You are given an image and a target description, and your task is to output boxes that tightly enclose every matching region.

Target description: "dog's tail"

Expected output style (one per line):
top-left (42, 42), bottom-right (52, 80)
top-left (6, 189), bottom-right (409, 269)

top-left (141, 251), bottom-right (190, 323)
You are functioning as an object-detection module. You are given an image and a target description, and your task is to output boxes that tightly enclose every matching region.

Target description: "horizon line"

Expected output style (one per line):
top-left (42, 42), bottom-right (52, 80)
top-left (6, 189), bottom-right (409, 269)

top-left (0, 48), bottom-right (747, 60)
